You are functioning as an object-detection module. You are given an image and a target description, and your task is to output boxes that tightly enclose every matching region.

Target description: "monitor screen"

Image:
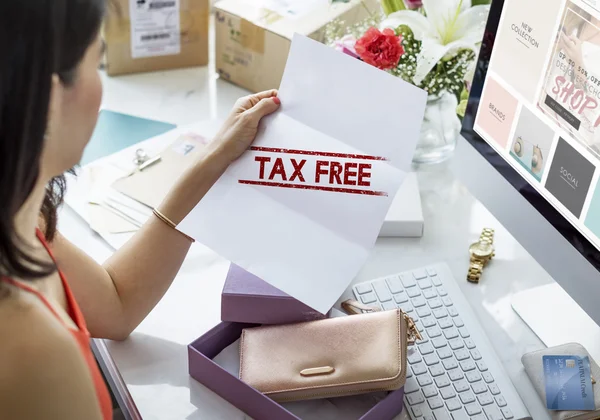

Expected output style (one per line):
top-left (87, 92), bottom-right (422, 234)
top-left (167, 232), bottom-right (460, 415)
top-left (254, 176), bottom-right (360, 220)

top-left (462, 0), bottom-right (600, 271)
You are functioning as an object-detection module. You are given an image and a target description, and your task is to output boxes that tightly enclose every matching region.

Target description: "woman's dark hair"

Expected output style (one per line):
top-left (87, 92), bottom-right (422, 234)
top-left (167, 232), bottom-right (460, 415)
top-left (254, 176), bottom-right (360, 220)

top-left (0, 0), bottom-right (106, 281)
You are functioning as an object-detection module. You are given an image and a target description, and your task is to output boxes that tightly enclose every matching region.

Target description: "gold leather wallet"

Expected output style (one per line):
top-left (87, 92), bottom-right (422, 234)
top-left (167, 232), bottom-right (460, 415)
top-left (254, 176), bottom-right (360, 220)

top-left (239, 309), bottom-right (411, 402)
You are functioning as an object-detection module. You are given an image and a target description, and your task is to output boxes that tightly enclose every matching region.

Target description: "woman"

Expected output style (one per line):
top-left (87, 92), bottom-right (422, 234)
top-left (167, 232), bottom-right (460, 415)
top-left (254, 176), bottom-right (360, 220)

top-left (0, 1), bottom-right (279, 419)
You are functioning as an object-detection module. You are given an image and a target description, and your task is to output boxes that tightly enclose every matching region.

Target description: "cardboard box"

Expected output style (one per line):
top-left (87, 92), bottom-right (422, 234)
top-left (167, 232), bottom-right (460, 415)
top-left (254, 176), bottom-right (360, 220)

top-left (221, 264), bottom-right (327, 325)
top-left (103, 0), bottom-right (210, 76)
top-left (214, 0), bottom-right (374, 92)
top-left (380, 172), bottom-right (424, 238)
top-left (188, 322), bottom-right (406, 420)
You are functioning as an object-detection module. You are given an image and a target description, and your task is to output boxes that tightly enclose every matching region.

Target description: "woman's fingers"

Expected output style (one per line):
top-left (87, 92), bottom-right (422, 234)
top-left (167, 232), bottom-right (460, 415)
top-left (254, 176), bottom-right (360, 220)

top-left (244, 96), bottom-right (281, 122)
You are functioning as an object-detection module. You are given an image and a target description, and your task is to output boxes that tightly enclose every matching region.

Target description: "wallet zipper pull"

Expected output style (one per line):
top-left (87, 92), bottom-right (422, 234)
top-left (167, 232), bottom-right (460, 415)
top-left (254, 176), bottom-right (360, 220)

top-left (401, 310), bottom-right (422, 345)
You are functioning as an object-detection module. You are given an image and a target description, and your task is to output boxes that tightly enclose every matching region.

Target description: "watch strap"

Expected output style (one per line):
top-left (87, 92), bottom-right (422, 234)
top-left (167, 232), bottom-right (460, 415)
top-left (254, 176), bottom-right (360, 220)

top-left (479, 228), bottom-right (494, 245)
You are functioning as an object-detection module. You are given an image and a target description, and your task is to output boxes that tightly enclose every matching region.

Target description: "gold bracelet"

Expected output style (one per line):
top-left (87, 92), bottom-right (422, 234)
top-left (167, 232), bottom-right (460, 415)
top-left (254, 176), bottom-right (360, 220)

top-left (152, 208), bottom-right (195, 243)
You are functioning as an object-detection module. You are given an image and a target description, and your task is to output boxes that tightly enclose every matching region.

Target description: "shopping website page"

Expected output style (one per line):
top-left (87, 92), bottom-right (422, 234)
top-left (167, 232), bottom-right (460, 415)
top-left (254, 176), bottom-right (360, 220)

top-left (474, 0), bottom-right (600, 251)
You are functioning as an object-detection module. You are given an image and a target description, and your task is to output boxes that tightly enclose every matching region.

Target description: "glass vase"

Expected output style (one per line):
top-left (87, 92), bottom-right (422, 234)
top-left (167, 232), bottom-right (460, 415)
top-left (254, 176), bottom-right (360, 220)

top-left (412, 93), bottom-right (462, 165)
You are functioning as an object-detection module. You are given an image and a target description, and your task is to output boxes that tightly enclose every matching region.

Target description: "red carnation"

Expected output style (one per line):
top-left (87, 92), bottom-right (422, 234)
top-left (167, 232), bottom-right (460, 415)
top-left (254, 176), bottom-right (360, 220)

top-left (355, 27), bottom-right (404, 70)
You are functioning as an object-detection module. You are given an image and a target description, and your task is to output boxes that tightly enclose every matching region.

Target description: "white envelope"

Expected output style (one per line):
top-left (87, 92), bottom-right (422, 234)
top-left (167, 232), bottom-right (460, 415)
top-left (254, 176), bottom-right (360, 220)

top-left (179, 34), bottom-right (426, 313)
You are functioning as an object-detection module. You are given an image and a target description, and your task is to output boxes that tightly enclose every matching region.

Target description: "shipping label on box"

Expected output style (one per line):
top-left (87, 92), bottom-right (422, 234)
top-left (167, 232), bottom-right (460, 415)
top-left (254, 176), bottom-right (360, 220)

top-left (104, 0), bottom-right (209, 76)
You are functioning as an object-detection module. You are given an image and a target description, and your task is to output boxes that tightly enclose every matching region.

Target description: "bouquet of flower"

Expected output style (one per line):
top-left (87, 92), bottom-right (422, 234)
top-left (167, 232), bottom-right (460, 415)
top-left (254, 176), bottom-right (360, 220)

top-left (327, 0), bottom-right (491, 118)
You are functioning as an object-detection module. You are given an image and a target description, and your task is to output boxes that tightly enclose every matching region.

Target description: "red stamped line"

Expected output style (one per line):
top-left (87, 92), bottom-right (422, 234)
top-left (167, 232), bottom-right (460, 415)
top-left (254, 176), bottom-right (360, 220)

top-left (249, 146), bottom-right (387, 161)
top-left (238, 180), bottom-right (388, 196)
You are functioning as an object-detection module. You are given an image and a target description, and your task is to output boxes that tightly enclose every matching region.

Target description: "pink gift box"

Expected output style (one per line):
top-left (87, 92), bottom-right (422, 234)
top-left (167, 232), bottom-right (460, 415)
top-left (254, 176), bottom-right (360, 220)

top-left (188, 322), bottom-right (406, 420)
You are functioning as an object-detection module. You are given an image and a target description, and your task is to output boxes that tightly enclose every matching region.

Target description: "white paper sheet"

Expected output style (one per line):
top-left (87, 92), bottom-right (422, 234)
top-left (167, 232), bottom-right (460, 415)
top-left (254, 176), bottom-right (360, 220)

top-left (179, 35), bottom-right (426, 313)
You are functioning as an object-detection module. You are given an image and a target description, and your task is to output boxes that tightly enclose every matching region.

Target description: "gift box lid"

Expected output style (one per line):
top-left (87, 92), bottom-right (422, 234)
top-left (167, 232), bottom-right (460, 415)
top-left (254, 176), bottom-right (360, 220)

top-left (221, 264), bottom-right (327, 325)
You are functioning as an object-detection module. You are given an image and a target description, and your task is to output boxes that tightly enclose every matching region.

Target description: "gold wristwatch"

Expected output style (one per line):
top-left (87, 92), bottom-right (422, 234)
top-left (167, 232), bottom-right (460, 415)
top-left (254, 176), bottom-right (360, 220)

top-left (467, 228), bottom-right (495, 283)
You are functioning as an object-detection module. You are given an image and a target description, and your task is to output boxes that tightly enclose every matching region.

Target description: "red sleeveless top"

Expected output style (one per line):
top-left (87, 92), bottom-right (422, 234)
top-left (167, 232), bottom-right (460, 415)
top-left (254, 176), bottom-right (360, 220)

top-left (1, 230), bottom-right (113, 419)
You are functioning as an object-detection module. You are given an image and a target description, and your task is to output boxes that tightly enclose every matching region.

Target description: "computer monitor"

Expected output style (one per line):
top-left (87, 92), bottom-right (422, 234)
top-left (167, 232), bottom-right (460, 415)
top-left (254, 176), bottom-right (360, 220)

top-left (458, 0), bottom-right (600, 327)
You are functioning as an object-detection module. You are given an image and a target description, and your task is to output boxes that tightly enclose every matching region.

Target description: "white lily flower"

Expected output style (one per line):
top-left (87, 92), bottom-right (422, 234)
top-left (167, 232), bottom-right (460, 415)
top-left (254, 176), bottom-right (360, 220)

top-left (381, 0), bottom-right (489, 85)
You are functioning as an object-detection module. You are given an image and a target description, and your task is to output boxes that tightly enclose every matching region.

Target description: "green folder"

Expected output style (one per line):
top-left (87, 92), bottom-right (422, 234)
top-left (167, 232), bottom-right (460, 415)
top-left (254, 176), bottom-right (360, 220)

top-left (80, 110), bottom-right (176, 166)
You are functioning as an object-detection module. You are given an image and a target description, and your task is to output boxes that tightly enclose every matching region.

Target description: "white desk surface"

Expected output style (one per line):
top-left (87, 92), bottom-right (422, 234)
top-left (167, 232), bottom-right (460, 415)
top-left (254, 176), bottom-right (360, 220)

top-left (57, 67), bottom-right (555, 420)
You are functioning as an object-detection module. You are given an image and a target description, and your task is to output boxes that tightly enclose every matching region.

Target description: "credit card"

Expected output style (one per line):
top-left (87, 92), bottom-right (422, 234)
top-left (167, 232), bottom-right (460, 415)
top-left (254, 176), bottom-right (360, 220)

top-left (543, 355), bottom-right (596, 411)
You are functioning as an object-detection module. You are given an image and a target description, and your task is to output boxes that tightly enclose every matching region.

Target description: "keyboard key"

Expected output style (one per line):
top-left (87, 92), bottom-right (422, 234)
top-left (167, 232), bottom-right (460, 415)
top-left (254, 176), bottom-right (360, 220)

top-left (477, 391), bottom-right (494, 406)
top-left (360, 291), bottom-right (377, 304)
top-left (422, 384), bottom-right (438, 398)
top-left (434, 374), bottom-right (451, 388)
top-left (417, 307), bottom-right (432, 318)
top-left (406, 368), bottom-right (413, 378)
top-left (460, 360), bottom-right (476, 372)
top-left (437, 286), bottom-right (447, 296)
top-left (442, 296), bottom-right (453, 307)
top-left (464, 338), bottom-right (476, 349)
top-left (460, 391), bottom-right (476, 405)
top-left (454, 349), bottom-right (470, 361)
top-left (443, 327), bottom-right (459, 340)
top-left (407, 391), bottom-right (425, 405)
top-left (411, 403), bottom-right (425, 418)
top-left (407, 288), bottom-right (422, 298)
top-left (412, 362), bottom-right (428, 375)
top-left (466, 370), bottom-right (482, 383)
top-left (438, 317), bottom-right (453, 329)
top-left (442, 358), bottom-right (458, 370)
top-left (445, 397), bottom-right (461, 411)
top-left (432, 408), bottom-right (451, 420)
top-left (386, 276), bottom-right (403, 294)
top-left (471, 381), bottom-right (488, 394)
top-left (495, 395), bottom-right (507, 407)
top-left (501, 407), bottom-right (514, 419)
top-left (472, 415), bottom-right (486, 420)
top-left (428, 396), bottom-right (444, 410)
top-left (398, 303), bottom-right (414, 313)
top-left (424, 354), bottom-right (440, 367)
top-left (427, 326), bottom-right (442, 338)
top-left (440, 386), bottom-right (456, 400)
top-left (437, 347), bottom-right (453, 359)
top-left (453, 317), bottom-right (465, 327)
top-left (417, 374), bottom-right (433, 387)
top-left (423, 288), bottom-right (438, 299)
top-left (413, 269), bottom-right (428, 280)
top-left (470, 350), bottom-right (482, 360)
top-left (413, 296), bottom-right (427, 308)
top-left (453, 379), bottom-right (470, 393)
top-left (482, 371), bottom-right (494, 383)
top-left (483, 405), bottom-right (504, 420)
top-left (417, 337), bottom-right (430, 346)
top-left (401, 274), bottom-right (417, 288)
top-left (432, 337), bottom-right (447, 349)
top-left (382, 301), bottom-right (396, 311)
top-left (448, 307), bottom-right (459, 317)
top-left (476, 361), bottom-right (488, 372)
top-left (429, 364), bottom-right (445, 377)
top-left (415, 320), bottom-right (425, 333)
top-left (448, 338), bottom-right (464, 350)
top-left (458, 327), bottom-right (470, 338)
top-left (404, 377), bottom-right (419, 393)
top-left (418, 278), bottom-right (433, 289)
top-left (448, 368), bottom-right (464, 381)
top-left (433, 308), bottom-right (448, 319)
top-left (427, 267), bottom-right (437, 277)
top-left (489, 383), bottom-right (501, 395)
top-left (425, 414), bottom-right (435, 420)
top-left (428, 297), bottom-right (443, 309)
top-left (394, 292), bottom-right (409, 303)
top-left (355, 283), bottom-right (372, 294)
top-left (450, 408), bottom-right (470, 420)
top-left (464, 402), bottom-right (481, 415)
top-left (408, 350), bottom-right (422, 364)
top-left (419, 343), bottom-right (435, 355)
top-left (422, 316), bottom-right (437, 328)
top-left (373, 280), bottom-right (392, 302)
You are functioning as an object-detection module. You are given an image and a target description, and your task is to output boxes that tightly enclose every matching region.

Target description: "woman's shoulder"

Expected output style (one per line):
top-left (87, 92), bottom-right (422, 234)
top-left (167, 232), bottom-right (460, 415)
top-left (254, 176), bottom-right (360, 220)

top-left (0, 286), bottom-right (103, 419)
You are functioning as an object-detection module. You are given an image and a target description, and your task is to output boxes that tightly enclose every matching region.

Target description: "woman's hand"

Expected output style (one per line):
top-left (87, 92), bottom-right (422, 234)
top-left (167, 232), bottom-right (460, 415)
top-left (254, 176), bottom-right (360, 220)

top-left (212, 89), bottom-right (280, 162)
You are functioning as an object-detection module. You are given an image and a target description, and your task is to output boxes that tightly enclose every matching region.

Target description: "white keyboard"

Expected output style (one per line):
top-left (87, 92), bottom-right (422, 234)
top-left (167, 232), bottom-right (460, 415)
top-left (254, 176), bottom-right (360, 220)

top-left (352, 263), bottom-right (531, 420)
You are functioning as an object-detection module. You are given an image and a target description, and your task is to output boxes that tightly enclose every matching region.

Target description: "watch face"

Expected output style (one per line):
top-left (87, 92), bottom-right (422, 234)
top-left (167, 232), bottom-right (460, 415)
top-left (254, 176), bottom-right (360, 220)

top-left (470, 242), bottom-right (494, 257)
